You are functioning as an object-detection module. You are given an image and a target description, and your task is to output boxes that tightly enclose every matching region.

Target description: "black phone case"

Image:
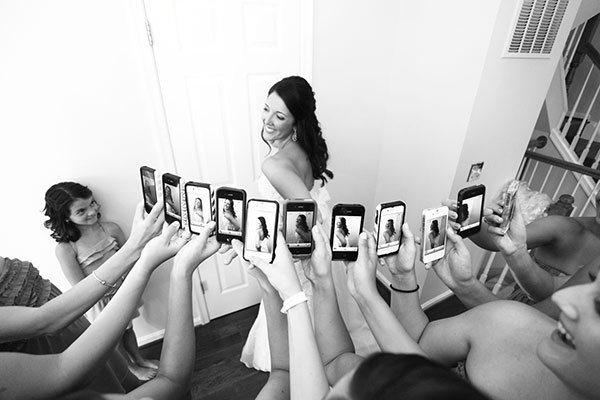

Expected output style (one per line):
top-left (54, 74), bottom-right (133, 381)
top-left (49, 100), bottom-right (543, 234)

top-left (215, 187), bottom-right (247, 244)
top-left (375, 200), bottom-right (406, 257)
top-left (457, 184), bottom-right (486, 238)
top-left (330, 203), bottom-right (365, 261)
top-left (283, 200), bottom-right (317, 257)
top-left (139, 166), bottom-right (157, 214)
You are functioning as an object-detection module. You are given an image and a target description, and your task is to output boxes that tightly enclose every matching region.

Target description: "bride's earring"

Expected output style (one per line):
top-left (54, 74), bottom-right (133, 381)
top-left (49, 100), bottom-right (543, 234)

top-left (291, 129), bottom-right (298, 142)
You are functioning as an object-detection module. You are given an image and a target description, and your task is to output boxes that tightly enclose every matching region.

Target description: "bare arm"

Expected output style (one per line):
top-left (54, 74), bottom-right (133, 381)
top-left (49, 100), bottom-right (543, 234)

top-left (306, 225), bottom-right (362, 385)
top-left (262, 156), bottom-right (312, 199)
top-left (0, 222), bottom-right (185, 400)
top-left (103, 221), bottom-right (127, 248)
top-left (0, 202), bottom-right (164, 343)
top-left (55, 243), bottom-right (86, 286)
top-left (347, 230), bottom-right (425, 356)
top-left (123, 223), bottom-right (221, 400)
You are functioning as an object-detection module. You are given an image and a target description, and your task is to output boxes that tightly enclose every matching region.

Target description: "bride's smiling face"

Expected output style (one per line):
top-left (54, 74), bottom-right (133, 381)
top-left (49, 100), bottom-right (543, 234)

top-left (262, 92), bottom-right (295, 144)
top-left (537, 269), bottom-right (600, 398)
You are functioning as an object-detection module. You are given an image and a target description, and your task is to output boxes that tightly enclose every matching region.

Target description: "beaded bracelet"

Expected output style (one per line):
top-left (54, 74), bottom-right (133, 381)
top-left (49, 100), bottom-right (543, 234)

top-left (92, 271), bottom-right (117, 288)
top-left (389, 284), bottom-right (420, 293)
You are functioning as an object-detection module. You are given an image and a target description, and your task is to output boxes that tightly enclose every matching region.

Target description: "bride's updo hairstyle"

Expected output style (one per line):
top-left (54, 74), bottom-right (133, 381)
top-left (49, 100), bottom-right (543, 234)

top-left (266, 76), bottom-right (334, 185)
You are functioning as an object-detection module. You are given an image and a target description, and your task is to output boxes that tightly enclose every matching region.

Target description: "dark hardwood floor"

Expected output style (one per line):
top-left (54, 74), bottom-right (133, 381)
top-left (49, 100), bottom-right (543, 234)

top-left (140, 294), bottom-right (466, 400)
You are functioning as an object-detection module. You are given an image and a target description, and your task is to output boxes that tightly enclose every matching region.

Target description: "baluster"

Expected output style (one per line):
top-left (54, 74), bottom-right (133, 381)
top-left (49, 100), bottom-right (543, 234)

top-left (577, 181), bottom-right (600, 217)
top-left (561, 64), bottom-right (595, 139)
top-left (479, 252), bottom-right (496, 284)
top-left (579, 120), bottom-right (600, 162)
top-left (551, 169), bottom-right (568, 199)
top-left (570, 81), bottom-right (600, 152)
top-left (527, 161), bottom-right (541, 187)
top-left (564, 23), bottom-right (586, 73)
top-left (492, 265), bottom-right (510, 295)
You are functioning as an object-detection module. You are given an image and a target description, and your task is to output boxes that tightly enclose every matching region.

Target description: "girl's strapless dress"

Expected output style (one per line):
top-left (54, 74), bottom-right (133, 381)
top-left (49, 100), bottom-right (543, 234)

top-left (240, 175), bottom-right (379, 371)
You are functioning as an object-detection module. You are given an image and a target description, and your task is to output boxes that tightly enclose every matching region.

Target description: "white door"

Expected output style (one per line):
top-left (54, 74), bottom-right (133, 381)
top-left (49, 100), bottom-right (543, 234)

top-left (143, 0), bottom-right (313, 320)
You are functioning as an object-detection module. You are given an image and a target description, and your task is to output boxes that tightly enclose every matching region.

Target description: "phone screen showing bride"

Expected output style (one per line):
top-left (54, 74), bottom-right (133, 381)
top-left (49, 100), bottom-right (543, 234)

top-left (243, 199), bottom-right (279, 263)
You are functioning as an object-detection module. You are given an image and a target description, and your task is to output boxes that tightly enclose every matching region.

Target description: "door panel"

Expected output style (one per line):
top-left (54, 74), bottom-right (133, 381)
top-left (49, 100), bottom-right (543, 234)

top-left (145, 0), bottom-right (312, 319)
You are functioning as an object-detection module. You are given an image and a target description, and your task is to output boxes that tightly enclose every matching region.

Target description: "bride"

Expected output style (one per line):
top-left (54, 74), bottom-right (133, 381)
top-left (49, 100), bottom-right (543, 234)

top-left (240, 75), bottom-right (378, 371)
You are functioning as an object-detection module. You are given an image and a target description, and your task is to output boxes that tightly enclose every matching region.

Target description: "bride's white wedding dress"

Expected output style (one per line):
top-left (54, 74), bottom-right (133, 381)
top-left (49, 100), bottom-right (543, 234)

top-left (240, 174), bottom-right (379, 371)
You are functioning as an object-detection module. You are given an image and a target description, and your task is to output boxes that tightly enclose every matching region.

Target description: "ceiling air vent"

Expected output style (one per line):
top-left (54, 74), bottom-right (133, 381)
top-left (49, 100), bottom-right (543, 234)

top-left (504, 0), bottom-right (569, 58)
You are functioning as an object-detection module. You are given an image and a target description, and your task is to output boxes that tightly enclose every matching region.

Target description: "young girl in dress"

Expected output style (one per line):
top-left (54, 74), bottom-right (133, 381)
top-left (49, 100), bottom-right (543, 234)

top-left (44, 181), bottom-right (159, 381)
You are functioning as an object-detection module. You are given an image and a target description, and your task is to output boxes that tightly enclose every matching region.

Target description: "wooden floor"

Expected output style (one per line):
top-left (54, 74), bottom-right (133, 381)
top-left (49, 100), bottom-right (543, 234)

top-left (140, 295), bottom-right (467, 400)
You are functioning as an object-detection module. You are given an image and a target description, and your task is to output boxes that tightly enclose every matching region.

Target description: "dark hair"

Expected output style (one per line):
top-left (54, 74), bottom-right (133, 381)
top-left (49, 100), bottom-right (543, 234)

top-left (224, 198), bottom-right (237, 219)
top-left (263, 76), bottom-right (334, 186)
top-left (258, 216), bottom-right (270, 239)
top-left (430, 220), bottom-right (440, 236)
top-left (350, 353), bottom-right (490, 400)
top-left (194, 197), bottom-right (203, 211)
top-left (338, 217), bottom-right (349, 236)
top-left (296, 214), bottom-right (310, 232)
top-left (43, 182), bottom-right (95, 243)
top-left (386, 219), bottom-right (396, 236)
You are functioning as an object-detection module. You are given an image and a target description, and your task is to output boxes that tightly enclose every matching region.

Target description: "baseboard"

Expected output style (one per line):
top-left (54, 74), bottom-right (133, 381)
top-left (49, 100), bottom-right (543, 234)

top-left (421, 289), bottom-right (454, 311)
top-left (138, 316), bottom-right (205, 347)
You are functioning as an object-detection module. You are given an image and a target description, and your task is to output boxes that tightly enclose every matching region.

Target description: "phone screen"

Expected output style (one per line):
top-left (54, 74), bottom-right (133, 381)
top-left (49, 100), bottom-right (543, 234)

top-left (163, 181), bottom-right (181, 222)
top-left (458, 193), bottom-right (483, 232)
top-left (377, 204), bottom-right (404, 253)
top-left (244, 200), bottom-right (278, 261)
top-left (217, 197), bottom-right (244, 237)
top-left (285, 210), bottom-right (314, 248)
top-left (186, 185), bottom-right (211, 232)
top-left (332, 215), bottom-right (362, 252)
top-left (423, 214), bottom-right (447, 257)
top-left (140, 168), bottom-right (157, 210)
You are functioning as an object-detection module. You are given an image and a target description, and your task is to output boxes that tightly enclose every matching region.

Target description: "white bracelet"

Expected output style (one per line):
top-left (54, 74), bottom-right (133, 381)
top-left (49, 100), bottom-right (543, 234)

top-left (280, 291), bottom-right (308, 314)
top-left (92, 270), bottom-right (117, 288)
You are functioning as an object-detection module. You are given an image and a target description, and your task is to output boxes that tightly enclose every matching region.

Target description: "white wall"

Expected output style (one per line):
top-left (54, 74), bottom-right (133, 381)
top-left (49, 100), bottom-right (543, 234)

top-left (0, 0), bottom-right (168, 340)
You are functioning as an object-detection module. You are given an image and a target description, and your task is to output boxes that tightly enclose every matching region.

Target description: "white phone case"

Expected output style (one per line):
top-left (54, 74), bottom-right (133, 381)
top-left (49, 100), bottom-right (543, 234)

top-left (421, 206), bottom-right (449, 264)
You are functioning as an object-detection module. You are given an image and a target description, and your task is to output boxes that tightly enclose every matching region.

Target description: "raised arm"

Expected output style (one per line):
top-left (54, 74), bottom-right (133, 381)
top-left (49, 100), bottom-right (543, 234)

top-left (0, 220), bottom-right (186, 400)
top-left (262, 156), bottom-right (311, 199)
top-left (0, 201), bottom-right (164, 343)
top-left (304, 225), bottom-right (362, 385)
top-left (232, 239), bottom-right (290, 400)
top-left (346, 228), bottom-right (425, 356)
top-left (123, 222), bottom-right (222, 400)
top-left (251, 234), bottom-right (329, 400)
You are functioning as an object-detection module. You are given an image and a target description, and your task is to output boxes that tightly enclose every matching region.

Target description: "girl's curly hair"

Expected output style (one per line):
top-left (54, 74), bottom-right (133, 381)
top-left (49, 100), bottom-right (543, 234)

top-left (43, 182), bottom-right (94, 243)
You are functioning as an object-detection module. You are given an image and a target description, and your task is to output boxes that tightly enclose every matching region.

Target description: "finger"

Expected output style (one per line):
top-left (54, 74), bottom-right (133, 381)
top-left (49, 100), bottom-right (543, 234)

top-left (445, 226), bottom-right (462, 246)
top-left (441, 198), bottom-right (458, 211)
top-left (196, 221), bottom-right (216, 246)
top-left (274, 230), bottom-right (292, 258)
top-left (218, 244), bottom-right (232, 254)
top-left (148, 199), bottom-right (164, 221)
top-left (366, 231), bottom-right (377, 260)
top-left (231, 239), bottom-right (244, 257)
top-left (162, 221), bottom-right (180, 241)
top-left (448, 210), bottom-right (459, 222)
top-left (248, 255), bottom-right (269, 273)
top-left (133, 201), bottom-right (145, 221)
top-left (222, 249), bottom-right (238, 265)
top-left (312, 224), bottom-right (331, 255)
top-left (356, 232), bottom-right (371, 266)
top-left (448, 221), bottom-right (461, 231)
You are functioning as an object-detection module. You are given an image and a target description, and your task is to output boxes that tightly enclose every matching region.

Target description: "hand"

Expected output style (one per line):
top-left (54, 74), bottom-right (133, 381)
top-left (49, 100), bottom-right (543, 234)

top-left (441, 198), bottom-right (461, 231)
top-left (219, 244), bottom-right (239, 265)
top-left (381, 223), bottom-right (417, 276)
top-left (139, 221), bottom-right (190, 269)
top-left (346, 231), bottom-right (378, 300)
top-left (174, 221), bottom-right (221, 273)
top-left (486, 200), bottom-right (527, 256)
top-left (303, 224), bottom-right (333, 285)
top-left (249, 233), bottom-right (302, 300)
top-left (231, 239), bottom-right (277, 295)
top-left (127, 201), bottom-right (165, 250)
top-left (431, 227), bottom-right (475, 291)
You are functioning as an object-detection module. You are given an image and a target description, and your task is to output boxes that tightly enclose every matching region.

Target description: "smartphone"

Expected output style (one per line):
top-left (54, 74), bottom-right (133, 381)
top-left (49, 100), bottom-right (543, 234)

top-left (162, 173), bottom-right (182, 227)
top-left (421, 206), bottom-right (448, 264)
top-left (499, 180), bottom-right (520, 234)
top-left (215, 186), bottom-right (247, 244)
top-left (243, 199), bottom-right (279, 263)
top-left (185, 181), bottom-right (212, 235)
top-left (375, 200), bottom-right (406, 257)
top-left (140, 166), bottom-right (158, 214)
top-left (456, 185), bottom-right (486, 238)
top-left (330, 204), bottom-right (365, 261)
top-left (283, 199), bottom-right (317, 257)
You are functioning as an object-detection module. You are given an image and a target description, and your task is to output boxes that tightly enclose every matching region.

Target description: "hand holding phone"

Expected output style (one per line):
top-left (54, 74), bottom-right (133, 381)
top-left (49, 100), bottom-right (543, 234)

top-left (330, 204), bottom-right (365, 261)
top-left (456, 185), bottom-right (485, 238)
top-left (375, 200), bottom-right (406, 257)
top-left (421, 206), bottom-right (448, 264)
top-left (283, 199), bottom-right (317, 257)
top-left (243, 199), bottom-right (279, 263)
top-left (215, 187), bottom-right (247, 244)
